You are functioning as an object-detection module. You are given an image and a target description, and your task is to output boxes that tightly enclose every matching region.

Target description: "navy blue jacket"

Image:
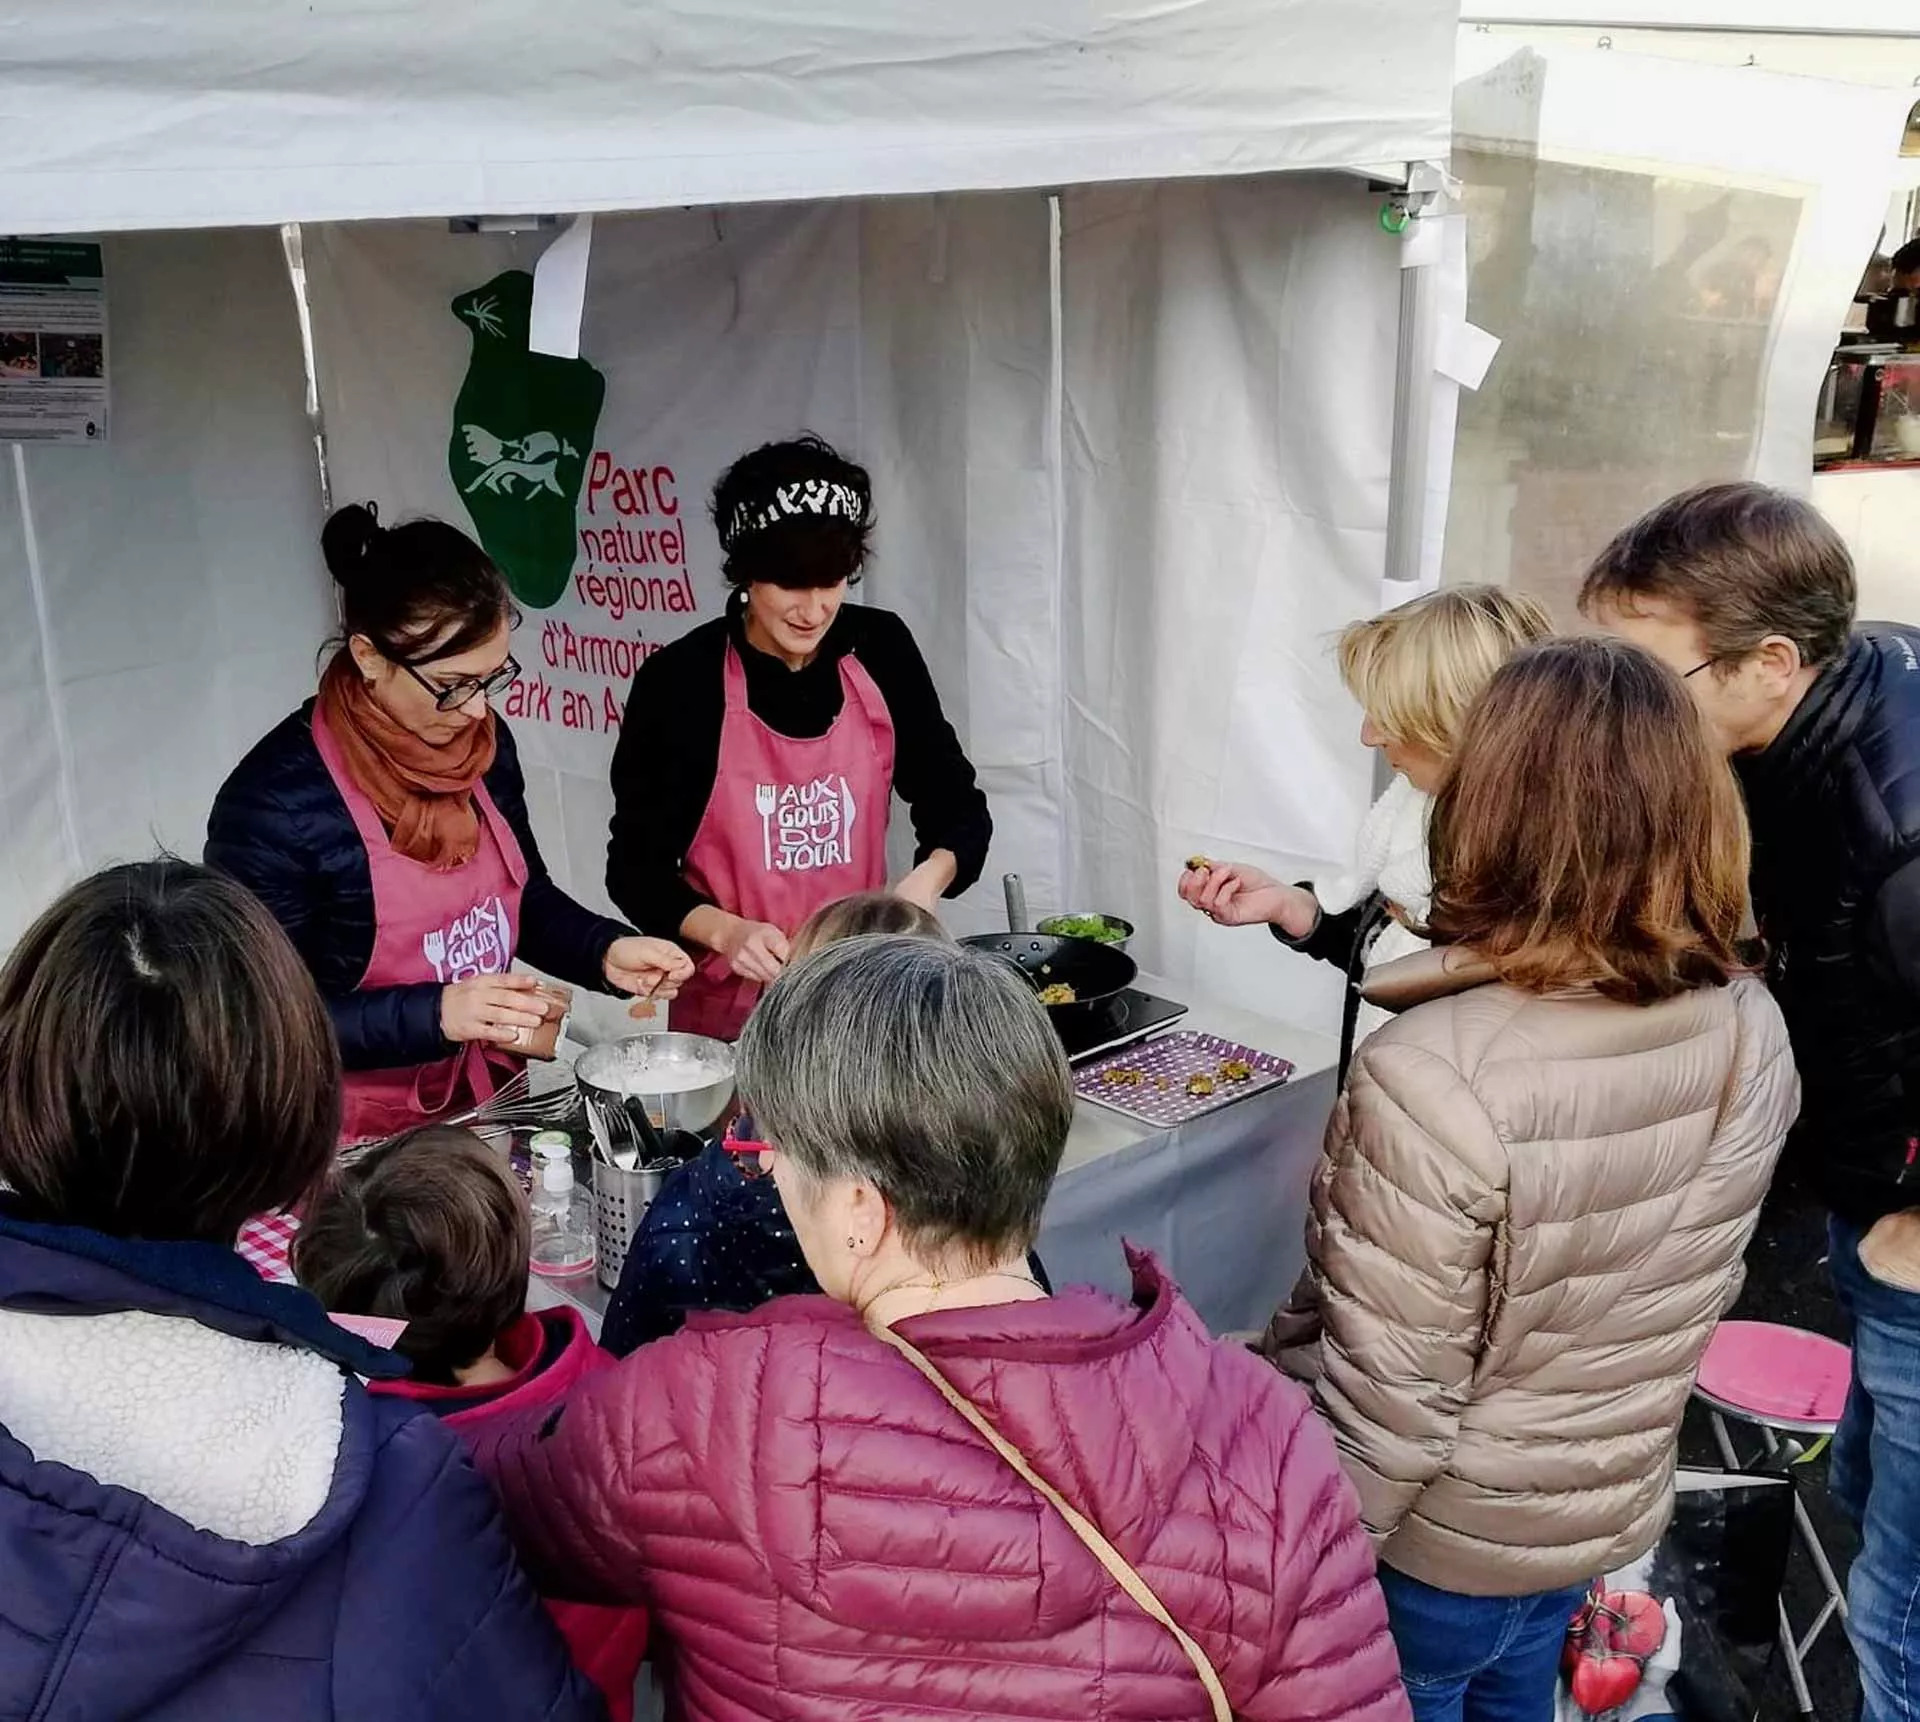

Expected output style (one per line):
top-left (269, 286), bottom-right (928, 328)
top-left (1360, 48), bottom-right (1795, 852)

top-left (0, 1212), bottom-right (603, 1721)
top-left (207, 703), bottom-right (627, 1071)
top-left (601, 1142), bottom-right (816, 1357)
top-left (1735, 625), bottom-right (1920, 1223)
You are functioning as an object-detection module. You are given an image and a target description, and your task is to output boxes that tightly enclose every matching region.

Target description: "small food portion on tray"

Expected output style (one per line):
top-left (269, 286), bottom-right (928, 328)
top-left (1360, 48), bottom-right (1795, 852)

top-left (1072, 1031), bottom-right (1293, 1126)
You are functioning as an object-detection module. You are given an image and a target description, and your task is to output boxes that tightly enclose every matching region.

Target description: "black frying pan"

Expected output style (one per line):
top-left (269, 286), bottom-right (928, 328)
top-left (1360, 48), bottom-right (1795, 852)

top-left (961, 932), bottom-right (1138, 1034)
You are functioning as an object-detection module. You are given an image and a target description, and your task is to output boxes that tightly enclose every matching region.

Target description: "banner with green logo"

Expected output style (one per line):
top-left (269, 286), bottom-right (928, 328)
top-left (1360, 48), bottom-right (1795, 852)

top-left (447, 270), bottom-right (605, 608)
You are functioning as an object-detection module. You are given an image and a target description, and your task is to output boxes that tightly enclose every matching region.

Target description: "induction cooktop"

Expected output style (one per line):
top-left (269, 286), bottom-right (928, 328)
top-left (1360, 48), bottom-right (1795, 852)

top-left (1057, 987), bottom-right (1190, 1065)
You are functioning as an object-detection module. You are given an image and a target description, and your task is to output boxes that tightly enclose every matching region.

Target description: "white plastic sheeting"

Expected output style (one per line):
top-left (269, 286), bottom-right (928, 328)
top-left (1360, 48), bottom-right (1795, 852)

top-left (303, 182), bottom-right (1399, 1025)
top-left (0, 1), bottom-right (1452, 237)
top-left (0, 230), bottom-right (329, 948)
top-left (1445, 36), bottom-right (1915, 614)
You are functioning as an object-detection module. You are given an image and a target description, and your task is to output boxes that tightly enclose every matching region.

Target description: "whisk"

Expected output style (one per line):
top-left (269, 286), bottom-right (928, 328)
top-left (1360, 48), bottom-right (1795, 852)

top-left (339, 1069), bottom-right (583, 1163)
top-left (456, 1068), bottom-right (585, 1132)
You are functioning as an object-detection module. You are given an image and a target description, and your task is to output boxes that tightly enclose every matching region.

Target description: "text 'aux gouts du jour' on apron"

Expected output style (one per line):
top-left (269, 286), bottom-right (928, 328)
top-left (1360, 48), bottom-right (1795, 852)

top-left (673, 644), bottom-right (896, 1042)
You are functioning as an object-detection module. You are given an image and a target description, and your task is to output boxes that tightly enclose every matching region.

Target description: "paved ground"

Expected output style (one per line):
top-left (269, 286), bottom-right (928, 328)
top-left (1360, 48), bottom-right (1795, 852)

top-left (1693, 1168), bottom-right (1861, 1722)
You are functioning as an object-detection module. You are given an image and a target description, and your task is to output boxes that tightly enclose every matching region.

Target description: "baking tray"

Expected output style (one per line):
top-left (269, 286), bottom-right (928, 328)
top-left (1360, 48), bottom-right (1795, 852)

top-left (1072, 1030), bottom-right (1293, 1127)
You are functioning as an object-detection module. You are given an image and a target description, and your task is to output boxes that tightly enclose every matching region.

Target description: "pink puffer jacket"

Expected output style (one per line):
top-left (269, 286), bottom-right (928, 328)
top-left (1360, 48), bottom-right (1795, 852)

top-left (474, 1249), bottom-right (1407, 1722)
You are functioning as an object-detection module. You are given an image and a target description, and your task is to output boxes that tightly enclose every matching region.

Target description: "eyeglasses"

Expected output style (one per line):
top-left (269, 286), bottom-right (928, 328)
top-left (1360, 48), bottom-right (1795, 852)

top-left (1682, 658), bottom-right (1717, 679)
top-left (398, 654), bottom-right (520, 712)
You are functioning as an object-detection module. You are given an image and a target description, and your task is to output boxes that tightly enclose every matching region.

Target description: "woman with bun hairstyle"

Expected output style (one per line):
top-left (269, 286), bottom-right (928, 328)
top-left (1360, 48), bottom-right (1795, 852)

top-left (607, 434), bottom-right (991, 1041)
top-left (209, 503), bottom-right (691, 1142)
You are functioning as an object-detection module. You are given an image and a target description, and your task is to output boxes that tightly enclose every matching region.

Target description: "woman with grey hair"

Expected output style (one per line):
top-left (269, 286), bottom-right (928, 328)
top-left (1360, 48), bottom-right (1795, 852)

top-left (475, 938), bottom-right (1406, 1722)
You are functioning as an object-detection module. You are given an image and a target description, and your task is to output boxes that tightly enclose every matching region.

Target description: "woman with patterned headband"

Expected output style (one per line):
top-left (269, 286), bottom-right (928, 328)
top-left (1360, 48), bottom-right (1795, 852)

top-left (607, 434), bottom-right (991, 1040)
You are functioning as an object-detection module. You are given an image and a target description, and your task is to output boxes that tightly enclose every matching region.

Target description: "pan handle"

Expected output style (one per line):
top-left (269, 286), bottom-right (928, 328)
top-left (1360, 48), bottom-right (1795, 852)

top-left (1004, 874), bottom-right (1029, 934)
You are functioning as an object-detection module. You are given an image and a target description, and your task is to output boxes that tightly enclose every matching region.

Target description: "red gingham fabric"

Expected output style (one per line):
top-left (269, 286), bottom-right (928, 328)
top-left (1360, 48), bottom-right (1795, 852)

top-left (235, 1210), bottom-right (302, 1283)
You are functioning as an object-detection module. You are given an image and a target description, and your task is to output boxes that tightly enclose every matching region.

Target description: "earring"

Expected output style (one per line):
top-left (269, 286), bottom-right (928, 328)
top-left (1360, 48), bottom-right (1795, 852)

top-left (848, 1236), bottom-right (864, 1252)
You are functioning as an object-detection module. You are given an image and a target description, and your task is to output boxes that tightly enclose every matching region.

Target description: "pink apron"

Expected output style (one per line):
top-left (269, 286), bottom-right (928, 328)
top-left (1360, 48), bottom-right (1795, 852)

top-left (312, 705), bottom-right (530, 1144)
top-left (674, 644), bottom-right (896, 1042)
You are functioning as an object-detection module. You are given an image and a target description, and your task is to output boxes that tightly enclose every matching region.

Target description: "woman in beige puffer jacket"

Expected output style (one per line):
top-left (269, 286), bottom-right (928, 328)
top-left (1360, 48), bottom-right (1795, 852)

top-left (1266, 637), bottom-right (1800, 1722)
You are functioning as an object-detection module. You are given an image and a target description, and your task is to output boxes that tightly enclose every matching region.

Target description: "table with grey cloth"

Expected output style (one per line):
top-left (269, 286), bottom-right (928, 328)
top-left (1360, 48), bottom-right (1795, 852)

top-left (1035, 979), bottom-right (1338, 1335)
top-left (537, 979), bottom-right (1338, 1340)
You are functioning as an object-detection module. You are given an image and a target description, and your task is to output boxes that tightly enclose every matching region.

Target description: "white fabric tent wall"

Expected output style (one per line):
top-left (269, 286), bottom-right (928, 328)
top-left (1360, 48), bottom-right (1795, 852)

top-left (851, 196), bottom-right (1062, 914)
top-left (3, 1), bottom-right (1452, 232)
top-left (0, 230), bottom-right (328, 948)
top-left (1058, 178), bottom-right (1393, 1023)
top-left (301, 180), bottom-right (1397, 1026)
top-left (1458, 39), bottom-right (1911, 491)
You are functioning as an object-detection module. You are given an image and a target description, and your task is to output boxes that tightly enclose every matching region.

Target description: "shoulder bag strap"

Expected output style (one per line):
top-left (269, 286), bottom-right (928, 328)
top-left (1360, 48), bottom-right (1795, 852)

top-left (869, 1321), bottom-right (1233, 1722)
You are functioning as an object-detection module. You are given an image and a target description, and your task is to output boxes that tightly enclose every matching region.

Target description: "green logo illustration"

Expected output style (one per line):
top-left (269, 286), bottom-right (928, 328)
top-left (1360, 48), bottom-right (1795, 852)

top-left (448, 271), bottom-right (605, 609)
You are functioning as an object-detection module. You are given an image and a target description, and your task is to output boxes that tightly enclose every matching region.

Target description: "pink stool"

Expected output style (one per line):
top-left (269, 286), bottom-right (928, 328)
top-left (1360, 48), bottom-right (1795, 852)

top-left (1691, 1320), bottom-right (1853, 1715)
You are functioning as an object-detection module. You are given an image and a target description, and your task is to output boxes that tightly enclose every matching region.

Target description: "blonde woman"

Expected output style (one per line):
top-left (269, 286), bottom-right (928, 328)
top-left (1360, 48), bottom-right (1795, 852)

top-left (1180, 584), bottom-right (1550, 1074)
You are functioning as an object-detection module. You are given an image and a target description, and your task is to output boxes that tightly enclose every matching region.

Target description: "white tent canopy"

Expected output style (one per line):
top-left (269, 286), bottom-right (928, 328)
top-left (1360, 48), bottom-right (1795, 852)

top-left (3, 1), bottom-right (1450, 235)
top-left (0, 2), bottom-right (1458, 1032)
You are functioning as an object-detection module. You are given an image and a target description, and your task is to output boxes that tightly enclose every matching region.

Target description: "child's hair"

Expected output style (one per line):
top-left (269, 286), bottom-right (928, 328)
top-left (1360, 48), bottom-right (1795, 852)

top-left (1336, 584), bottom-right (1553, 758)
top-left (292, 1127), bottom-right (529, 1384)
top-left (789, 892), bottom-right (950, 961)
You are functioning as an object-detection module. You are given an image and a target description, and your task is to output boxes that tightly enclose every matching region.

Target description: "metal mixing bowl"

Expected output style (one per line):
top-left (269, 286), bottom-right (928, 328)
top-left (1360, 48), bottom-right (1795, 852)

top-left (574, 1031), bottom-right (738, 1136)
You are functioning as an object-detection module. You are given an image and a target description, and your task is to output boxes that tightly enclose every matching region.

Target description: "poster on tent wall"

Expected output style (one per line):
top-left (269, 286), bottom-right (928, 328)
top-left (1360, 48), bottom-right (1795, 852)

top-left (302, 210), bottom-right (865, 909)
top-left (0, 239), bottom-right (108, 444)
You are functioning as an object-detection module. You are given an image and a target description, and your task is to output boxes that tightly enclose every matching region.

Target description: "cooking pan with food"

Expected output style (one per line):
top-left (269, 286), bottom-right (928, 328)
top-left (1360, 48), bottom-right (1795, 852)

top-left (961, 932), bottom-right (1138, 1031)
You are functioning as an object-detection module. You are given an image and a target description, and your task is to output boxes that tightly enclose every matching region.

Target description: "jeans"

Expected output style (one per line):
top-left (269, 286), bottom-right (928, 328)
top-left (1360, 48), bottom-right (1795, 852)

top-left (1829, 1215), bottom-right (1920, 1722)
top-left (1377, 1565), bottom-right (1589, 1722)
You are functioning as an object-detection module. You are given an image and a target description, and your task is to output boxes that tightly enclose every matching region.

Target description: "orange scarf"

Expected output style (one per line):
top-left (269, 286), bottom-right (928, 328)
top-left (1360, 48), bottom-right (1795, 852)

top-left (318, 652), bottom-right (498, 871)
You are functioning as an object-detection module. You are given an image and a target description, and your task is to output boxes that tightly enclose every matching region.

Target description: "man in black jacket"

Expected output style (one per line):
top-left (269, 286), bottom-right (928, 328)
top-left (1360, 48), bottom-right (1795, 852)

top-left (1583, 482), bottom-right (1920, 1722)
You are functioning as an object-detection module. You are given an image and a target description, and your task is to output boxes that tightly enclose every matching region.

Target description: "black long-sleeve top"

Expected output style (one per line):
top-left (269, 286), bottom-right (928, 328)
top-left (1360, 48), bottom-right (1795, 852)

top-left (1272, 889), bottom-right (1392, 1084)
top-left (607, 597), bottom-right (991, 936)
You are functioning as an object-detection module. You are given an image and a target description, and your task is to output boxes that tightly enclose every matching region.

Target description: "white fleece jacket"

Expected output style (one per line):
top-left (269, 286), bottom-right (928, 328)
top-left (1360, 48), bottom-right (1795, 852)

top-left (0, 1306), bottom-right (345, 1545)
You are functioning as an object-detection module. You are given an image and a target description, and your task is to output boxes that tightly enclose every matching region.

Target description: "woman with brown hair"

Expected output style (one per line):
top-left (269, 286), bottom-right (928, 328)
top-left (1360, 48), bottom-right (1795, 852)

top-left (209, 503), bottom-right (691, 1145)
top-left (0, 862), bottom-right (598, 1720)
top-left (1265, 637), bottom-right (1800, 1722)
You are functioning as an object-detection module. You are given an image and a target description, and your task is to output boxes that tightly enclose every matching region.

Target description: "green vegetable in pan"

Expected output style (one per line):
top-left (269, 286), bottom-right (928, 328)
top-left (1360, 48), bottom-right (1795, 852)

top-left (1037, 915), bottom-right (1127, 945)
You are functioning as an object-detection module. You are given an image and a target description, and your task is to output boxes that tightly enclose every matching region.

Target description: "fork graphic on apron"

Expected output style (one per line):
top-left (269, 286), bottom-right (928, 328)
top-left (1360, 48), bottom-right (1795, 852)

top-left (755, 783), bottom-right (777, 872)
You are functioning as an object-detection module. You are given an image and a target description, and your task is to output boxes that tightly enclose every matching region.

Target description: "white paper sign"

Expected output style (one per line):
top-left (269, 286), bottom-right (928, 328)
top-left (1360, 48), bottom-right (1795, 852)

top-left (1436, 318), bottom-right (1501, 393)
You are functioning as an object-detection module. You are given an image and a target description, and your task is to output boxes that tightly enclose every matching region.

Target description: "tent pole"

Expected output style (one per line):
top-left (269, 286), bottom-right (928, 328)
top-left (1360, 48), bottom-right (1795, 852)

top-left (1382, 162), bottom-right (1461, 595)
top-left (13, 446), bottom-right (84, 874)
top-left (1380, 165), bottom-right (1457, 796)
top-left (1383, 213), bottom-right (1440, 589)
top-left (280, 224), bottom-right (332, 514)
top-left (1047, 191), bottom-right (1071, 908)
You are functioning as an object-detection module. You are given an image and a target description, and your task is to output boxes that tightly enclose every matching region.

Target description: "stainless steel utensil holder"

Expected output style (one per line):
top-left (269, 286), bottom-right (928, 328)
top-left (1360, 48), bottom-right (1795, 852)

top-left (593, 1160), bottom-right (667, 1291)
